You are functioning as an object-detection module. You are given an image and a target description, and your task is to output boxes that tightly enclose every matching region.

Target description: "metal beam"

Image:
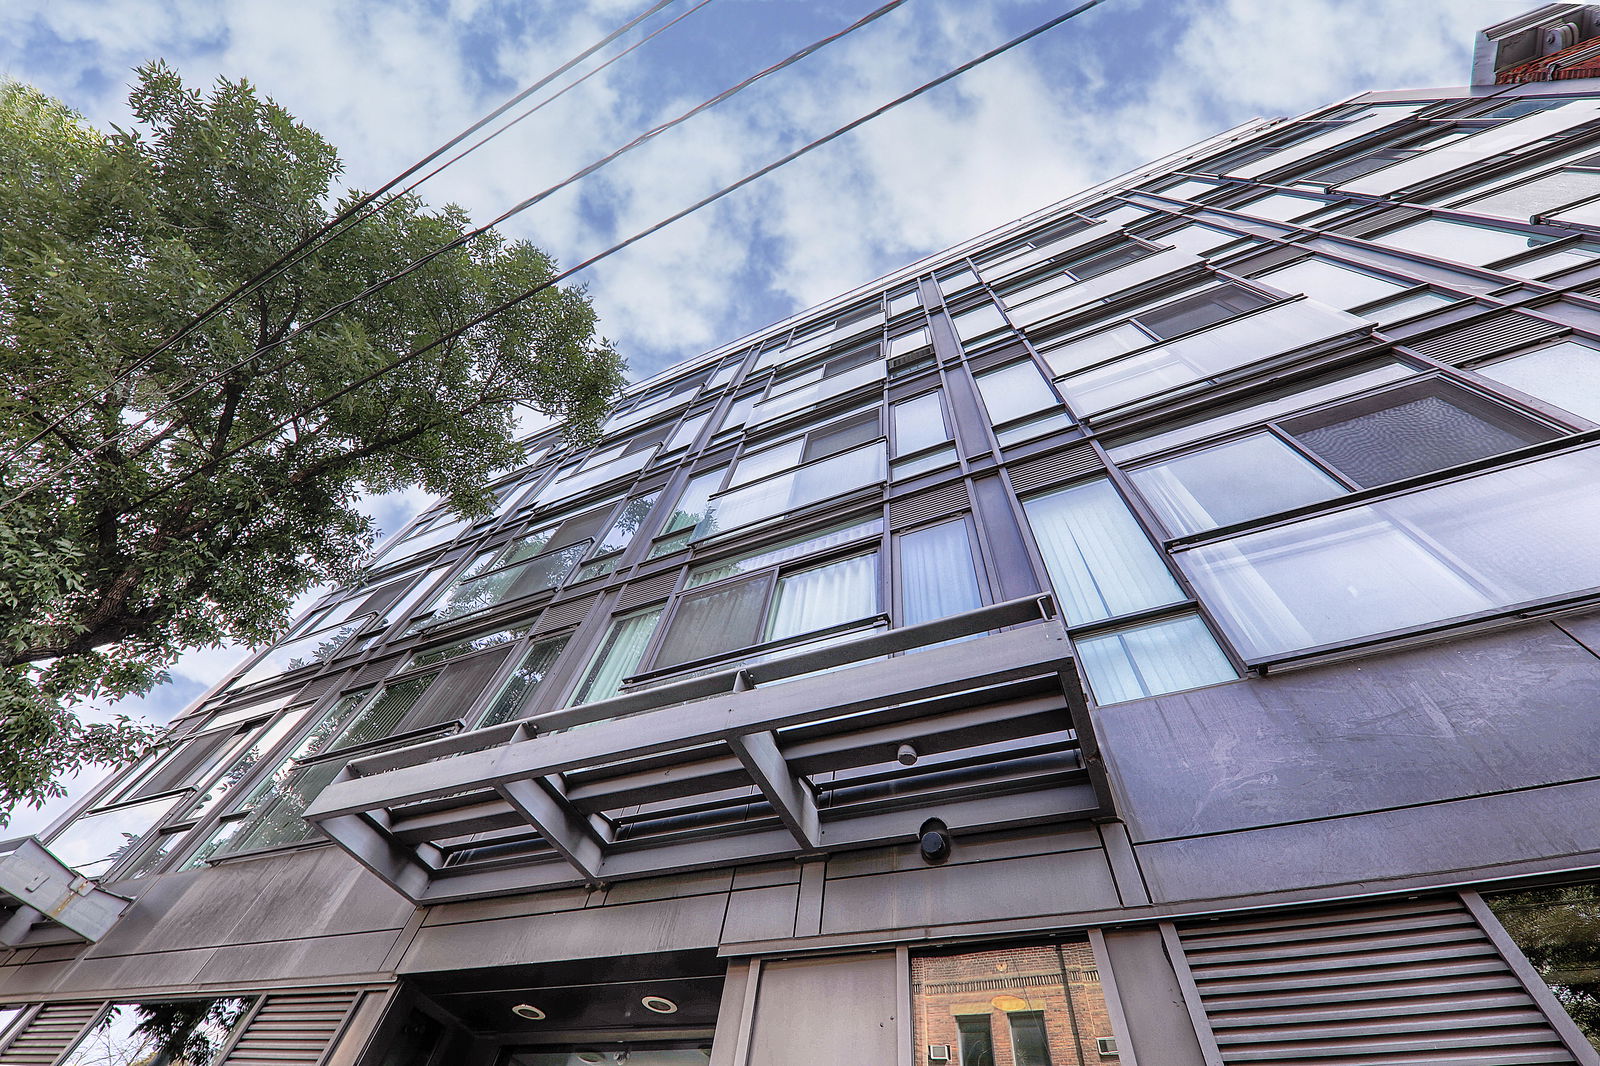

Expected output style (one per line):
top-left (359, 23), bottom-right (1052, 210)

top-left (727, 731), bottom-right (819, 849)
top-left (495, 776), bottom-right (610, 883)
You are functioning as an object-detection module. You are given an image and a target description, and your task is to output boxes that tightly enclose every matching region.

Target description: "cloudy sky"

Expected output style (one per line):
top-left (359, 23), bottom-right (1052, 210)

top-left (0, 0), bottom-right (1520, 829)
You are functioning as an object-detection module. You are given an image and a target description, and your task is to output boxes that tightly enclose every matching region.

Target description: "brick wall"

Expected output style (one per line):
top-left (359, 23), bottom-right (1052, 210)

top-left (911, 941), bottom-right (1116, 1066)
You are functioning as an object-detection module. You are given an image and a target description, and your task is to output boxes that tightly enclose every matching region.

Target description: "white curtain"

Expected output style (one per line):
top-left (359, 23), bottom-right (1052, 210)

top-left (1024, 479), bottom-right (1182, 625)
top-left (570, 608), bottom-right (662, 705)
top-left (899, 520), bottom-right (982, 626)
top-left (768, 554), bottom-right (877, 641)
top-left (1076, 614), bottom-right (1236, 705)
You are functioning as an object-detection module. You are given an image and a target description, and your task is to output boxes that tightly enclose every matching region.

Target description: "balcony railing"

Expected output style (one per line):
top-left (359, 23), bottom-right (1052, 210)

top-left (306, 595), bottom-right (1109, 903)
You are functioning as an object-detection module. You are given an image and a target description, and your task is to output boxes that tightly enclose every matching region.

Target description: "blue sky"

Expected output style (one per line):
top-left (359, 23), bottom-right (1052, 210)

top-left (0, 0), bottom-right (1521, 828)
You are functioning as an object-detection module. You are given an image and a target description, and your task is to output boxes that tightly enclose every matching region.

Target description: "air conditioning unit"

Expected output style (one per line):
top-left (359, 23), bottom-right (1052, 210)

top-left (1096, 1036), bottom-right (1120, 1057)
top-left (927, 1046), bottom-right (952, 1063)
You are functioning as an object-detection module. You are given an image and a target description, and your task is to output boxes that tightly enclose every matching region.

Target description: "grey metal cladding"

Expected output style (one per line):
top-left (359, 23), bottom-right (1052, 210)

top-left (1407, 312), bottom-right (1570, 363)
top-left (0, 1003), bottom-right (100, 1065)
top-left (219, 991), bottom-right (361, 1066)
top-left (1176, 896), bottom-right (1586, 1064)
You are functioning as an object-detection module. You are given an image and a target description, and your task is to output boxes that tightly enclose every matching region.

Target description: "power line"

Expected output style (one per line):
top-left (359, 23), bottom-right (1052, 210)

top-left (15, 0), bottom-right (1112, 516)
top-left (6, 0), bottom-right (683, 466)
top-left (8, 0), bottom-right (914, 501)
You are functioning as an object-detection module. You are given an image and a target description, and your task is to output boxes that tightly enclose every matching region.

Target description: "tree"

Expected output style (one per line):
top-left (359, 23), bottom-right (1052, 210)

top-left (0, 64), bottom-right (625, 822)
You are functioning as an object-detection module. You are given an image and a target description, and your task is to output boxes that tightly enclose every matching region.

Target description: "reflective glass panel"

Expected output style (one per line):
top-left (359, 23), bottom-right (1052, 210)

top-left (1477, 340), bottom-right (1600, 424)
top-left (900, 520), bottom-right (982, 626)
top-left (569, 608), bottom-right (662, 705)
top-left (975, 361), bottom-right (1063, 426)
top-left (892, 392), bottom-right (950, 455)
top-left (1458, 170), bottom-right (1600, 219)
top-left (1486, 883), bottom-right (1600, 1051)
top-left (61, 999), bottom-right (255, 1066)
top-left (476, 636), bottom-right (570, 727)
top-left (48, 795), bottom-right (181, 877)
top-left (1253, 258), bottom-right (1410, 309)
top-left (1131, 432), bottom-right (1345, 535)
top-left (1375, 218), bottom-right (1551, 265)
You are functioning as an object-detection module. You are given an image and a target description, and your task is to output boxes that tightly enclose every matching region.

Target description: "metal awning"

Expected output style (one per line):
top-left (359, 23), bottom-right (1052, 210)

top-left (0, 837), bottom-right (129, 948)
top-left (307, 595), bottom-right (1111, 903)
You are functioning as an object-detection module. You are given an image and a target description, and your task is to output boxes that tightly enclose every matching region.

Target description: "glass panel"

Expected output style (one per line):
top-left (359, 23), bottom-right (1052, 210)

top-left (1076, 613), bottom-right (1237, 704)
top-left (1485, 883), bottom-right (1600, 1052)
top-left (730, 439), bottom-right (805, 488)
top-left (592, 493), bottom-right (660, 555)
top-left (61, 998), bottom-right (255, 1066)
top-left (889, 289), bottom-right (922, 316)
top-left (900, 520), bottom-right (982, 625)
top-left (1284, 386), bottom-right (1548, 487)
top-left (893, 443), bottom-right (958, 479)
top-left (1500, 242), bottom-right (1600, 278)
top-left (232, 617), bottom-right (366, 686)
top-left (1180, 447), bottom-right (1600, 659)
top-left (476, 636), bottom-right (570, 727)
top-left (768, 553), bottom-right (878, 641)
top-left (975, 361), bottom-right (1063, 425)
top-left (654, 575), bottom-right (771, 668)
top-left (1239, 192), bottom-right (1325, 220)
top-left (1459, 170), bottom-right (1600, 219)
top-left (1375, 218), bottom-right (1551, 265)
top-left (220, 757), bottom-right (346, 853)
top-left (329, 674), bottom-right (436, 750)
top-left (661, 468), bottom-right (725, 534)
top-left (569, 608), bottom-right (662, 705)
top-left (997, 411), bottom-right (1075, 447)
top-left (1023, 479), bottom-right (1183, 625)
top-left (1039, 322), bottom-right (1151, 377)
top-left (407, 627), bottom-right (527, 671)
top-left (802, 412), bottom-right (881, 463)
top-left (751, 360), bottom-right (885, 426)
top-left (666, 411), bottom-right (709, 451)
top-left (184, 710), bottom-right (309, 818)
top-left (913, 940), bottom-right (1116, 1066)
top-left (1366, 290), bottom-right (1455, 323)
top-left (701, 443), bottom-right (886, 537)
top-left (890, 327), bottom-right (931, 358)
top-left (1131, 432), bottom-right (1345, 535)
top-left (1253, 258), bottom-right (1410, 309)
top-left (687, 519), bottom-right (882, 588)
top-left (1477, 340), bottom-right (1600, 423)
top-left (47, 795), bottom-right (181, 877)
top-left (953, 304), bottom-right (1009, 342)
top-left (1136, 283), bottom-right (1272, 339)
top-left (1154, 223), bottom-right (1243, 257)
top-left (940, 268), bottom-right (980, 296)
top-left (893, 392), bottom-right (950, 455)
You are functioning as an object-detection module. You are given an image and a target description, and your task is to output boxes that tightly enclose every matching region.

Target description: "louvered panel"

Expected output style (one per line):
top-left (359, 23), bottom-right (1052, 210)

top-left (1406, 314), bottom-right (1567, 364)
top-left (533, 595), bottom-right (597, 635)
top-left (1008, 444), bottom-right (1101, 494)
top-left (293, 672), bottom-right (344, 704)
top-left (351, 656), bottom-right (401, 687)
top-left (0, 1002), bottom-right (100, 1064)
top-left (1178, 897), bottom-right (1580, 1065)
top-left (221, 991), bottom-right (358, 1066)
top-left (889, 482), bottom-right (970, 528)
top-left (1335, 204), bottom-right (1429, 238)
top-left (616, 572), bottom-right (679, 612)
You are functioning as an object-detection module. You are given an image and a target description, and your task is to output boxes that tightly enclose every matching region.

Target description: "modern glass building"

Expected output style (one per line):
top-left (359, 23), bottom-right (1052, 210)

top-left (9, 7), bottom-right (1600, 1064)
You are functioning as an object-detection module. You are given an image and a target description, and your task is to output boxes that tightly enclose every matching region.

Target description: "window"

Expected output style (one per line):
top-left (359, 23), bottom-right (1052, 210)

top-left (1477, 339), bottom-right (1600, 424)
top-left (699, 440), bottom-right (885, 538)
top-left (1374, 218), bottom-right (1556, 266)
top-left (1500, 241), bottom-right (1600, 278)
top-left (1457, 167), bottom-right (1600, 220)
top-left (899, 520), bottom-right (983, 626)
top-left (1251, 257), bottom-right (1412, 310)
top-left (1152, 223), bottom-right (1248, 258)
top-left (1075, 614), bottom-right (1237, 704)
top-left (1023, 479), bottom-right (1183, 626)
top-left (1128, 378), bottom-right (1555, 536)
top-left (475, 635), bottom-right (569, 727)
top-left (974, 360), bottom-right (1075, 447)
top-left (653, 525), bottom-right (881, 671)
top-left (891, 390), bottom-right (957, 478)
top-left (573, 492), bottom-right (661, 581)
top-left (1136, 283), bottom-right (1272, 340)
top-left (912, 941), bottom-right (1118, 1066)
top-left (1236, 191), bottom-right (1327, 221)
top-left (751, 345), bottom-right (885, 426)
top-left (568, 607), bottom-right (663, 706)
top-left (1179, 445), bottom-right (1600, 660)
top-left (1485, 883), bottom-right (1600, 1051)
top-left (650, 467), bottom-right (726, 557)
top-left (61, 998), bottom-right (255, 1066)
top-left (952, 303), bottom-right (1010, 344)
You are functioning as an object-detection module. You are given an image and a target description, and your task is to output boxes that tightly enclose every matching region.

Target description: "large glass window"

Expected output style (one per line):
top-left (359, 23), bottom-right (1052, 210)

top-left (1180, 446), bottom-right (1600, 660)
top-left (912, 941), bottom-right (1118, 1066)
top-left (568, 607), bottom-right (663, 706)
top-left (1075, 613), bottom-right (1237, 704)
top-left (1458, 168), bottom-right (1600, 220)
top-left (1022, 479), bottom-right (1183, 626)
top-left (1130, 432), bottom-right (1344, 535)
top-left (899, 520), bottom-right (983, 626)
top-left (891, 390), bottom-right (956, 479)
top-left (974, 361), bottom-right (1074, 447)
top-left (699, 441), bottom-right (886, 538)
top-left (61, 998), bottom-right (255, 1066)
top-left (1486, 883), bottom-right (1600, 1052)
top-left (1374, 218), bottom-right (1554, 266)
top-left (1476, 339), bottom-right (1600, 425)
top-left (1251, 257), bottom-right (1412, 310)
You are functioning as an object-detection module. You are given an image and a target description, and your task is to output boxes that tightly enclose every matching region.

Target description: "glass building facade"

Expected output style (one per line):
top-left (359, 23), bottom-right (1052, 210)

top-left (9, 39), bottom-right (1600, 1066)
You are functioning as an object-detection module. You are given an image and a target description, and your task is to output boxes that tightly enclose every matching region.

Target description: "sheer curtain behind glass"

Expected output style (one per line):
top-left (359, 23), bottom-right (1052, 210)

top-left (768, 554), bottom-right (877, 641)
top-left (571, 608), bottom-right (662, 705)
top-left (1023, 479), bottom-right (1183, 624)
top-left (900, 520), bottom-right (982, 625)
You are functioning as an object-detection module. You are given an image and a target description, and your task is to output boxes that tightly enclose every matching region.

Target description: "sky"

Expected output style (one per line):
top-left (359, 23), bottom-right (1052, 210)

top-left (0, 0), bottom-right (1521, 831)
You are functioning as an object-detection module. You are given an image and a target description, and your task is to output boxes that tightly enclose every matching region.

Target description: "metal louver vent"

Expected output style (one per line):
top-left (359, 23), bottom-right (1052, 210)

top-left (293, 673), bottom-right (343, 704)
top-left (351, 657), bottom-right (400, 687)
top-left (1407, 315), bottom-right (1567, 364)
top-left (220, 992), bottom-right (359, 1066)
top-left (0, 1003), bottom-right (101, 1064)
top-left (534, 595), bottom-right (598, 634)
top-left (1008, 445), bottom-right (1101, 494)
top-left (1177, 896), bottom-right (1581, 1064)
top-left (889, 482), bottom-right (970, 527)
top-left (1335, 204), bottom-right (1428, 237)
top-left (616, 572), bottom-right (679, 612)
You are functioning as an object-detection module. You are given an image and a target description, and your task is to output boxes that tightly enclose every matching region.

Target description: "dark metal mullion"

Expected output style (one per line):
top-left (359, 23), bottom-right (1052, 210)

top-left (1259, 420), bottom-right (1365, 491)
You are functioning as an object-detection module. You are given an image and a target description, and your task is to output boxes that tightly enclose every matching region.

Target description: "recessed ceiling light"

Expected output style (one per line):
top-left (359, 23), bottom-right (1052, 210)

top-left (575, 1053), bottom-right (605, 1064)
top-left (640, 995), bottom-right (679, 1014)
top-left (511, 1003), bottom-right (546, 1021)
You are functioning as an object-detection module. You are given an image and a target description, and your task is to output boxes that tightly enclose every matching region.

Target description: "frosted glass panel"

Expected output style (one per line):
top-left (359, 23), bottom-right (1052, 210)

top-left (1460, 170), bottom-right (1600, 219)
top-left (1477, 341), bottom-right (1600, 423)
top-left (1077, 614), bottom-right (1237, 704)
top-left (1181, 447), bottom-right (1600, 659)
top-left (1375, 219), bottom-right (1550, 265)
top-left (1254, 259), bottom-right (1409, 309)
top-left (1131, 432), bottom-right (1344, 535)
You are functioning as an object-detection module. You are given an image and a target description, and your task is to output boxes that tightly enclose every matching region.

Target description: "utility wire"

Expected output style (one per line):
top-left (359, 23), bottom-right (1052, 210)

top-left (7, 0), bottom-right (682, 465)
top-left (7, 0), bottom-right (913, 501)
top-left (13, 0), bottom-right (1110, 515)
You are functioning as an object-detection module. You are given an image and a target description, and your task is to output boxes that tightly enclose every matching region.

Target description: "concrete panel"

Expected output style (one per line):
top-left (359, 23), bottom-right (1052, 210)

top-left (821, 849), bottom-right (1118, 936)
top-left (399, 893), bottom-right (727, 973)
top-left (745, 954), bottom-right (898, 1066)
top-left (1099, 622), bottom-right (1600, 841)
top-left (1137, 776), bottom-right (1600, 903)
top-left (1098, 928), bottom-right (1208, 1066)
